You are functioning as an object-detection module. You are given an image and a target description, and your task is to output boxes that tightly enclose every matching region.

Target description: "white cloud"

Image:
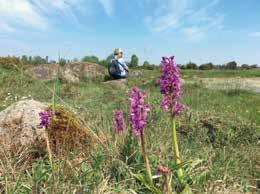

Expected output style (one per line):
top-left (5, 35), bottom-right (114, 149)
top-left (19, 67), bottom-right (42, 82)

top-left (31, 0), bottom-right (84, 24)
top-left (249, 32), bottom-right (260, 37)
top-left (182, 26), bottom-right (204, 40)
top-left (145, 0), bottom-right (191, 31)
top-left (98, 0), bottom-right (114, 17)
top-left (0, 0), bottom-right (85, 33)
top-left (0, 0), bottom-right (48, 31)
top-left (182, 13), bottom-right (224, 41)
top-left (145, 0), bottom-right (224, 40)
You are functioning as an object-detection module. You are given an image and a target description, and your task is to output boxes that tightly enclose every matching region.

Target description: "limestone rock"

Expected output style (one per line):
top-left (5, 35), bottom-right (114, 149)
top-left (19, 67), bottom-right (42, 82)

top-left (62, 67), bottom-right (80, 83)
top-left (25, 62), bottom-right (107, 83)
top-left (0, 100), bottom-right (97, 154)
top-left (25, 64), bottom-right (58, 81)
top-left (0, 100), bottom-right (48, 152)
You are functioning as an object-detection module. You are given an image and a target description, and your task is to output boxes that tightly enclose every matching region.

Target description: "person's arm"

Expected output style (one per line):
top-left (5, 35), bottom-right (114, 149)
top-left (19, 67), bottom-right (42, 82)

top-left (123, 63), bottom-right (129, 72)
top-left (118, 59), bottom-right (129, 72)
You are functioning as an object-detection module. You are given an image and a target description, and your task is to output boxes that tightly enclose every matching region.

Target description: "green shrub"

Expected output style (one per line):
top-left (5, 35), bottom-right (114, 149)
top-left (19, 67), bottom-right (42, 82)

top-left (250, 64), bottom-right (258, 68)
top-left (129, 54), bottom-right (139, 68)
top-left (199, 62), bottom-right (214, 70)
top-left (82, 55), bottom-right (99, 64)
top-left (0, 56), bottom-right (20, 69)
top-left (226, 61), bottom-right (237, 69)
top-left (59, 58), bottom-right (67, 66)
top-left (186, 62), bottom-right (197, 69)
top-left (241, 64), bottom-right (250, 69)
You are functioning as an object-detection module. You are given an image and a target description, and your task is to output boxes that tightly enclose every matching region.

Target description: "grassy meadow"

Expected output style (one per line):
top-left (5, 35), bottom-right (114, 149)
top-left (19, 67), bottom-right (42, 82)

top-left (0, 66), bottom-right (259, 193)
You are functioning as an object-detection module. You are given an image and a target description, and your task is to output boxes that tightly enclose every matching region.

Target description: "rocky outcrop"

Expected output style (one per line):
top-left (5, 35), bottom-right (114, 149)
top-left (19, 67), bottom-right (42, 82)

top-left (62, 67), bottom-right (80, 83)
top-left (25, 64), bottom-right (57, 81)
top-left (25, 62), bottom-right (107, 83)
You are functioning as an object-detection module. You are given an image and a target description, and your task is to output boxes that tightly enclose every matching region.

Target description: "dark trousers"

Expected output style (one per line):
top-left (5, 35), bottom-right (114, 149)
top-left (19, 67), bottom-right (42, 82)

top-left (111, 74), bottom-right (127, 80)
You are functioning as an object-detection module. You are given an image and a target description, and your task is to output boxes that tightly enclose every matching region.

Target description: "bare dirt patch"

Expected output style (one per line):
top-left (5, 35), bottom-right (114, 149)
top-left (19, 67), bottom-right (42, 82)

top-left (194, 77), bottom-right (260, 93)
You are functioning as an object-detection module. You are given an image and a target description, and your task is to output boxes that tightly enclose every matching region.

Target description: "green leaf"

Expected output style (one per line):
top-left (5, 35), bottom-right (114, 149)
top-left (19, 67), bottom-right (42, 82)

top-left (180, 185), bottom-right (193, 194)
top-left (149, 154), bottom-right (158, 165)
top-left (169, 160), bottom-right (192, 172)
top-left (80, 162), bottom-right (89, 173)
top-left (131, 172), bottom-right (162, 194)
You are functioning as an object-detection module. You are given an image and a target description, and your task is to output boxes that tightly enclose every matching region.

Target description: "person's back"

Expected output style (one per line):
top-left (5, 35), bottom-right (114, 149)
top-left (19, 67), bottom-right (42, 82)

top-left (108, 48), bottom-right (128, 79)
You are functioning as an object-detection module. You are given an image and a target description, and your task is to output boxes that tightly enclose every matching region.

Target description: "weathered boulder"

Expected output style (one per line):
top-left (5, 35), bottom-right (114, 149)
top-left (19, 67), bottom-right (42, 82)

top-left (0, 100), bottom-right (48, 152)
top-left (64, 62), bottom-right (106, 82)
top-left (0, 100), bottom-right (97, 154)
top-left (62, 67), bottom-right (80, 83)
top-left (25, 62), bottom-right (107, 83)
top-left (25, 64), bottom-right (58, 81)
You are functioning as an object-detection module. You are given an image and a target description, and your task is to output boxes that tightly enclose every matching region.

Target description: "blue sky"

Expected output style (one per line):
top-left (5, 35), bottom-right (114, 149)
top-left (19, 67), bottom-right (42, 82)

top-left (0, 0), bottom-right (259, 65)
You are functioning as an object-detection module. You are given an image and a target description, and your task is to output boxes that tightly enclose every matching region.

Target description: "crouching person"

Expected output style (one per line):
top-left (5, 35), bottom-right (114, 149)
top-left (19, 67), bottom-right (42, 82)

top-left (108, 48), bottom-right (129, 79)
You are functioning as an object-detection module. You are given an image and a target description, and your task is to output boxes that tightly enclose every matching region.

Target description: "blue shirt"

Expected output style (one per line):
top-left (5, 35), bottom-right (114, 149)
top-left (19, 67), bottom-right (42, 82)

top-left (113, 57), bottom-right (129, 77)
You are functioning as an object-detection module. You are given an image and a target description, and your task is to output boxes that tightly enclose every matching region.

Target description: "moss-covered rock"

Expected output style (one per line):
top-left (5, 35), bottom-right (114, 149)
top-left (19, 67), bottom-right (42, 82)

top-left (46, 105), bottom-right (97, 154)
top-left (0, 100), bottom-right (97, 156)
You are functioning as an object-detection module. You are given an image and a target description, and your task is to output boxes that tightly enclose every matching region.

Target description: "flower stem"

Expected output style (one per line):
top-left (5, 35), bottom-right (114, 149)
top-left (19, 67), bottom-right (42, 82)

top-left (172, 117), bottom-right (183, 177)
top-left (165, 173), bottom-right (173, 194)
top-left (45, 127), bottom-right (57, 193)
top-left (140, 131), bottom-right (153, 185)
top-left (44, 127), bottom-right (53, 169)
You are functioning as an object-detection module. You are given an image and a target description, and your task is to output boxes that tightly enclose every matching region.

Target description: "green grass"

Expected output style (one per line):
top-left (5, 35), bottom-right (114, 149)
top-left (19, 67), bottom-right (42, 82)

top-left (0, 67), bottom-right (259, 193)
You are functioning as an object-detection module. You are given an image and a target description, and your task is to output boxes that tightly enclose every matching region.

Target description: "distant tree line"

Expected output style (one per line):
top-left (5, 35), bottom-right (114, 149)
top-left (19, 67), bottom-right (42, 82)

top-left (179, 61), bottom-right (259, 70)
top-left (0, 54), bottom-right (258, 71)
